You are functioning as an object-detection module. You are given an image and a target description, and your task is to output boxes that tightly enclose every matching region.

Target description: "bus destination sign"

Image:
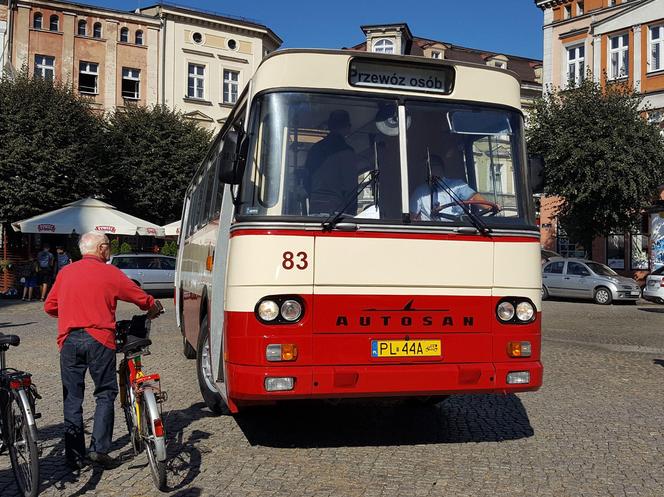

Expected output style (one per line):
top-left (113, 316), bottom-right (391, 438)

top-left (349, 59), bottom-right (454, 95)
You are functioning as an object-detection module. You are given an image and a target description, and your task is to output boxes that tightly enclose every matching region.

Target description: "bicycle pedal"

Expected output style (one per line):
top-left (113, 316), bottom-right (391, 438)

top-left (155, 391), bottom-right (168, 403)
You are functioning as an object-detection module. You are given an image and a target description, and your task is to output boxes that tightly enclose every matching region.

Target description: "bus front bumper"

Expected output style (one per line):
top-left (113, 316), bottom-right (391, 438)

top-left (225, 361), bottom-right (543, 402)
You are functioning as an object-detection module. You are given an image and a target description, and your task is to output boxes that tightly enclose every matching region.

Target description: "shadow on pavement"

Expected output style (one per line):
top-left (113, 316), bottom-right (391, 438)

top-left (0, 322), bottom-right (37, 329)
top-left (235, 393), bottom-right (534, 448)
top-left (638, 307), bottom-right (664, 313)
top-left (163, 402), bottom-right (214, 491)
top-left (654, 359), bottom-right (664, 368)
top-left (0, 402), bottom-right (213, 496)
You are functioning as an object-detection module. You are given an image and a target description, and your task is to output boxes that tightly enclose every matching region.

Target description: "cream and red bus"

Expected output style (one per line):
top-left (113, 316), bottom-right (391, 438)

top-left (175, 49), bottom-right (543, 414)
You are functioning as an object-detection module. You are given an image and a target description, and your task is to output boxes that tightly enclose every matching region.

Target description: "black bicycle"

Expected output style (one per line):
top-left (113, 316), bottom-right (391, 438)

top-left (0, 333), bottom-right (41, 497)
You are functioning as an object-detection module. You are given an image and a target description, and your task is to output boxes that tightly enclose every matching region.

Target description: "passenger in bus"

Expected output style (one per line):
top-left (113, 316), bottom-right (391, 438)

top-left (410, 155), bottom-right (484, 221)
top-left (305, 109), bottom-right (361, 215)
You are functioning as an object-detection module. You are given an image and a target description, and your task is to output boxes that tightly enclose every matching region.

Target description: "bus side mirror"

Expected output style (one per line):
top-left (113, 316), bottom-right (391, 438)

top-left (218, 127), bottom-right (247, 185)
top-left (528, 154), bottom-right (544, 194)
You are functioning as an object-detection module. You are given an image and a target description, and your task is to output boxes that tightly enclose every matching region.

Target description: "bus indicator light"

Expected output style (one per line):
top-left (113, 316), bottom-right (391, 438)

top-left (266, 344), bottom-right (298, 362)
top-left (507, 341), bottom-right (532, 358)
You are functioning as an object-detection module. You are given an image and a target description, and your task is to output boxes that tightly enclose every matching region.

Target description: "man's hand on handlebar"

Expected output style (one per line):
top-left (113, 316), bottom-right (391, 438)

top-left (147, 300), bottom-right (164, 320)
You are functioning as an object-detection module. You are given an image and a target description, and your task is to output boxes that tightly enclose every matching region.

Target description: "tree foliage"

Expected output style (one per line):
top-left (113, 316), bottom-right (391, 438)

top-left (103, 105), bottom-right (212, 226)
top-left (527, 78), bottom-right (664, 249)
top-left (0, 72), bottom-right (104, 221)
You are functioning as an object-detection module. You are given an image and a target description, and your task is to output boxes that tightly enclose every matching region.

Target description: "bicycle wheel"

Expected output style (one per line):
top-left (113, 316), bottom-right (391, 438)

top-left (140, 390), bottom-right (167, 491)
top-left (6, 390), bottom-right (39, 497)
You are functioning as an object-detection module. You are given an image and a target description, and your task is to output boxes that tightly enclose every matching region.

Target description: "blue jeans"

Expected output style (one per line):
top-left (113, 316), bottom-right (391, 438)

top-left (60, 329), bottom-right (118, 460)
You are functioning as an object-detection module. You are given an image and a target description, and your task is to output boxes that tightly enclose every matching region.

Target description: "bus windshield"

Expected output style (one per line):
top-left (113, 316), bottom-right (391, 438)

top-left (238, 91), bottom-right (532, 227)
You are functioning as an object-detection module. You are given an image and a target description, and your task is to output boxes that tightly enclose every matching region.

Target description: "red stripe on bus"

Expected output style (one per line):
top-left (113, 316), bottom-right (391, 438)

top-left (229, 228), bottom-right (538, 243)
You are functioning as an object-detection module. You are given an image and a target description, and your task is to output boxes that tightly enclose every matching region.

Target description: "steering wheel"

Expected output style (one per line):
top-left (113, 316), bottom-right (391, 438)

top-left (435, 199), bottom-right (502, 217)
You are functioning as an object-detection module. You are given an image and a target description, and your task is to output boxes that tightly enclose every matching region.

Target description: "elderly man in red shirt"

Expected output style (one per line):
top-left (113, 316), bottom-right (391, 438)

top-left (45, 231), bottom-right (161, 469)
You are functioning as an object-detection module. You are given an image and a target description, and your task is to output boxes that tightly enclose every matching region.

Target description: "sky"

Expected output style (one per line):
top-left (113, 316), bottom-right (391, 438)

top-left (85, 0), bottom-right (545, 60)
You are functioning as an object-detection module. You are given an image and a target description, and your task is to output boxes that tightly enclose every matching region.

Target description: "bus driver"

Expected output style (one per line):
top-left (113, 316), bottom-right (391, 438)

top-left (410, 154), bottom-right (485, 221)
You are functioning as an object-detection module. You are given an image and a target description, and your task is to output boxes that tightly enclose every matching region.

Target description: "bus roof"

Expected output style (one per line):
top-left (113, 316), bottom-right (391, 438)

top-left (251, 49), bottom-right (523, 110)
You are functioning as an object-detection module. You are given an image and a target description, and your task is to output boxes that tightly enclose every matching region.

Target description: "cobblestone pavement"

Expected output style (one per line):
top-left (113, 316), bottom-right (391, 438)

top-left (0, 297), bottom-right (663, 497)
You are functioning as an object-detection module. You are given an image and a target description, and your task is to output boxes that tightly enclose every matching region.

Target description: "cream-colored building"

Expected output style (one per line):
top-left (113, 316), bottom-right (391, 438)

top-left (139, 4), bottom-right (282, 130)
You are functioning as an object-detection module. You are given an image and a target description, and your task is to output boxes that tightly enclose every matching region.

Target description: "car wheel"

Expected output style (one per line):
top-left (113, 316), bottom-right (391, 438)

top-left (541, 286), bottom-right (549, 300)
top-left (594, 287), bottom-right (613, 305)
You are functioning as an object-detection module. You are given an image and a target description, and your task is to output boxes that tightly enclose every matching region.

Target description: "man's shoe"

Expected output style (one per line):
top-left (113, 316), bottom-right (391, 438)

top-left (87, 451), bottom-right (120, 469)
top-left (66, 457), bottom-right (86, 471)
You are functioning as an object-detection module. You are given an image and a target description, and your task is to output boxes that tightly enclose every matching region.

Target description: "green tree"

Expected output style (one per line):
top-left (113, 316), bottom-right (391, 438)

top-left (527, 78), bottom-right (664, 251)
top-left (0, 72), bottom-right (104, 221)
top-left (104, 105), bottom-right (212, 226)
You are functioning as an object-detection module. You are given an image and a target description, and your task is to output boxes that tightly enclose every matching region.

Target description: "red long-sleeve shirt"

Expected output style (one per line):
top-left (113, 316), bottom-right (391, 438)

top-left (44, 255), bottom-right (155, 350)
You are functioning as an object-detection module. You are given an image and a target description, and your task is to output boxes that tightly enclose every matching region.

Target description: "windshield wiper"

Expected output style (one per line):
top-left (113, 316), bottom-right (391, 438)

top-left (430, 175), bottom-right (491, 235)
top-left (322, 169), bottom-right (380, 232)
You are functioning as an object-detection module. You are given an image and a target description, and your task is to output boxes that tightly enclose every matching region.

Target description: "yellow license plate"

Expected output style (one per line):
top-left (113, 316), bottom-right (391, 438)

top-left (371, 340), bottom-right (441, 358)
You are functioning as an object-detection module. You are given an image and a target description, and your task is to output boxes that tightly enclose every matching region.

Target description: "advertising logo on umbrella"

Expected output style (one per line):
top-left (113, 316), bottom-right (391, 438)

top-left (95, 225), bottom-right (117, 233)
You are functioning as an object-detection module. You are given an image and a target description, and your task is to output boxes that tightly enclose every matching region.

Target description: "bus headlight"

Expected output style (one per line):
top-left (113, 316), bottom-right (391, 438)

top-left (257, 300), bottom-right (279, 321)
top-left (281, 300), bottom-right (302, 322)
top-left (515, 302), bottom-right (535, 322)
top-left (497, 301), bottom-right (515, 321)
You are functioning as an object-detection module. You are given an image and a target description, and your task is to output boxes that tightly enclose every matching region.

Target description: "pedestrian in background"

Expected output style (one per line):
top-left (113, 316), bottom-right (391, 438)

top-left (37, 244), bottom-right (54, 301)
top-left (21, 258), bottom-right (40, 301)
top-left (55, 245), bottom-right (72, 275)
top-left (44, 231), bottom-right (162, 470)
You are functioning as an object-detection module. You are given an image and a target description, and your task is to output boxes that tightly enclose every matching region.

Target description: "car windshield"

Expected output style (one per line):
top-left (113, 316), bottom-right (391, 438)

top-left (651, 266), bottom-right (664, 276)
top-left (238, 92), bottom-right (533, 227)
top-left (586, 262), bottom-right (618, 276)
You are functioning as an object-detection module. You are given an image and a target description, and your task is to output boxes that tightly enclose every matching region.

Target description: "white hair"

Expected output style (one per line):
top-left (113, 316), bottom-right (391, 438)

top-left (79, 231), bottom-right (108, 255)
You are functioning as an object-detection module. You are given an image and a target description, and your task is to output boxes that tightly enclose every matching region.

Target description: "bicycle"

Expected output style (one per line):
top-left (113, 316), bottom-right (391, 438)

top-left (0, 332), bottom-right (41, 497)
top-left (116, 311), bottom-right (168, 491)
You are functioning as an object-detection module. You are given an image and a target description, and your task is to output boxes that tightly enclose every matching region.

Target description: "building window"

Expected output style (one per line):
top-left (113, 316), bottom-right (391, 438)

top-left (192, 32), bottom-right (203, 44)
top-left (609, 33), bottom-right (629, 79)
top-left (135, 30), bottom-right (143, 45)
top-left (78, 61), bottom-right (98, 94)
top-left (650, 25), bottom-right (664, 72)
top-left (577, 1), bottom-right (584, 15)
top-left (49, 15), bottom-right (59, 32)
top-left (557, 232), bottom-right (586, 258)
top-left (33, 13), bottom-right (43, 30)
top-left (34, 55), bottom-right (54, 80)
top-left (227, 39), bottom-right (237, 50)
top-left (564, 5), bottom-right (571, 19)
top-left (120, 27), bottom-right (129, 43)
top-left (431, 51), bottom-right (441, 59)
top-left (187, 63), bottom-right (205, 99)
top-left (567, 44), bottom-right (585, 86)
top-left (373, 38), bottom-right (395, 54)
top-left (223, 69), bottom-right (239, 104)
top-left (607, 234), bottom-right (626, 269)
top-left (122, 68), bottom-right (140, 99)
top-left (93, 22), bottom-right (102, 39)
top-left (78, 20), bottom-right (87, 36)
top-left (631, 233), bottom-right (649, 270)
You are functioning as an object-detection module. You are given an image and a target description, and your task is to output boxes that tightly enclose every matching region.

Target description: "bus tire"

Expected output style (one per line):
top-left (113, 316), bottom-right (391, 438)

top-left (196, 314), bottom-right (227, 415)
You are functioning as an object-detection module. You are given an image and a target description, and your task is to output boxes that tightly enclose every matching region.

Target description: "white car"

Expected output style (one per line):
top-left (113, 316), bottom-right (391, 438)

top-left (643, 266), bottom-right (664, 303)
top-left (109, 254), bottom-right (176, 292)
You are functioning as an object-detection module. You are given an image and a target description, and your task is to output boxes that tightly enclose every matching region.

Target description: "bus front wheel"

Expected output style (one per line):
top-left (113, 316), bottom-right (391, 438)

top-left (196, 314), bottom-right (227, 415)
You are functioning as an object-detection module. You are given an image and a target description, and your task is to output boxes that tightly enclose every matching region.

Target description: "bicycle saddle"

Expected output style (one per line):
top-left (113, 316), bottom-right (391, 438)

top-left (0, 334), bottom-right (20, 347)
top-left (122, 336), bottom-right (152, 354)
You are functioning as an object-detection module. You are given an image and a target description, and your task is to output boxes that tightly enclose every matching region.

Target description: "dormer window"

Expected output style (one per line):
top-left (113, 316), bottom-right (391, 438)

top-left (431, 51), bottom-right (441, 59)
top-left (373, 38), bottom-right (395, 54)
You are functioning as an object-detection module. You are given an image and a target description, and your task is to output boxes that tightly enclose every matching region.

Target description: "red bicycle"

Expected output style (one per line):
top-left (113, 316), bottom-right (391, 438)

top-left (116, 310), bottom-right (167, 491)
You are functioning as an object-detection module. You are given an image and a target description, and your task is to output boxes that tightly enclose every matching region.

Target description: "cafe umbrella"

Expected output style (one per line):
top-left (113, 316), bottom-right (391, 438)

top-left (11, 197), bottom-right (165, 237)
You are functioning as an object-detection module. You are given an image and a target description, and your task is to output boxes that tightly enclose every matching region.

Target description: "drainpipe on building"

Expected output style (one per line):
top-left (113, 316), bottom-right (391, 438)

top-left (160, 7), bottom-right (166, 107)
top-left (5, 0), bottom-right (13, 71)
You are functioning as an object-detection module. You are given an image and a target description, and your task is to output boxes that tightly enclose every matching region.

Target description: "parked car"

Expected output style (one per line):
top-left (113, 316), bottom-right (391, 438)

top-left (643, 266), bottom-right (664, 303)
top-left (542, 257), bottom-right (641, 305)
top-left (109, 254), bottom-right (176, 292)
top-left (541, 248), bottom-right (561, 265)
